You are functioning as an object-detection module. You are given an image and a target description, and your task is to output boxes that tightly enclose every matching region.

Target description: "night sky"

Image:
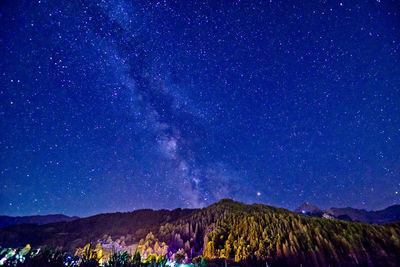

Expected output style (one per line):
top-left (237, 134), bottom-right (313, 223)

top-left (1, 0), bottom-right (400, 217)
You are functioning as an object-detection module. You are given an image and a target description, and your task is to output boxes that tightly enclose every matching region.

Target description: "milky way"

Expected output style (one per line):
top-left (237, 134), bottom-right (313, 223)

top-left (1, 0), bottom-right (399, 216)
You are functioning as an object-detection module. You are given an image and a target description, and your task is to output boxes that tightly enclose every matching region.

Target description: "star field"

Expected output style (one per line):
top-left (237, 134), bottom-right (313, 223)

top-left (0, 0), bottom-right (400, 216)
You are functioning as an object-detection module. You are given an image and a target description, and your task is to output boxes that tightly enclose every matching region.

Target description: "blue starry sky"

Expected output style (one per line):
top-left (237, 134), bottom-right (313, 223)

top-left (1, 0), bottom-right (400, 216)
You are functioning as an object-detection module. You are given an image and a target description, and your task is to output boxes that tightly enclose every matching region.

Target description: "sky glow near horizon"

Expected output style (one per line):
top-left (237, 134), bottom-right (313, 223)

top-left (1, 0), bottom-right (400, 216)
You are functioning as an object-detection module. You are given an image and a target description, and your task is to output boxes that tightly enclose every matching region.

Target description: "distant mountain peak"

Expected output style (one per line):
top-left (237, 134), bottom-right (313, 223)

top-left (1, 200), bottom-right (399, 266)
top-left (294, 203), bottom-right (400, 224)
top-left (0, 214), bottom-right (79, 229)
top-left (294, 202), bottom-right (322, 214)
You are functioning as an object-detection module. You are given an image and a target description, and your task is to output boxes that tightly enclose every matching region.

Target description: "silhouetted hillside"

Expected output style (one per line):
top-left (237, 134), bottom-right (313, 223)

top-left (0, 208), bottom-right (194, 251)
top-left (294, 202), bottom-right (400, 224)
top-left (327, 205), bottom-right (400, 224)
top-left (0, 214), bottom-right (79, 229)
top-left (1, 199), bottom-right (400, 266)
top-left (294, 202), bottom-right (322, 215)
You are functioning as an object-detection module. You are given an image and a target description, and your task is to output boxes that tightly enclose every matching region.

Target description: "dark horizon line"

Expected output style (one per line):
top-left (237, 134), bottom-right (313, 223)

top-left (2, 198), bottom-right (399, 218)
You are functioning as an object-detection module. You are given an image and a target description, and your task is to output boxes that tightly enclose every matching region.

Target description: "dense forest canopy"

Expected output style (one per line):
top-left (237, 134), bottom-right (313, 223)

top-left (1, 199), bottom-right (400, 266)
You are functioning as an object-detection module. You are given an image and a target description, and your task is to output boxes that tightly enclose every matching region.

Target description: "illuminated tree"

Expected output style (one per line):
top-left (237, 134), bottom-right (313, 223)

top-left (156, 254), bottom-right (167, 267)
top-left (145, 253), bottom-right (157, 266)
top-left (75, 243), bottom-right (104, 266)
top-left (133, 251), bottom-right (141, 266)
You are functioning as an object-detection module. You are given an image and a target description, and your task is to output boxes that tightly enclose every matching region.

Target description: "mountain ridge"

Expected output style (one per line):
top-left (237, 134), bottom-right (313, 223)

top-left (294, 202), bottom-right (400, 224)
top-left (1, 199), bottom-right (400, 266)
top-left (0, 214), bottom-right (79, 229)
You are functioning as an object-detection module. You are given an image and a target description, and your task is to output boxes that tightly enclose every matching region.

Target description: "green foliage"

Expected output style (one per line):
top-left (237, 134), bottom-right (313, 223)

top-left (106, 251), bottom-right (133, 267)
top-left (192, 256), bottom-right (208, 266)
top-left (132, 251), bottom-right (141, 265)
top-left (156, 255), bottom-right (167, 267)
top-left (0, 246), bottom-right (79, 267)
top-left (137, 233), bottom-right (168, 259)
top-left (200, 200), bottom-right (400, 266)
top-left (200, 257), bottom-right (209, 266)
top-left (192, 255), bottom-right (202, 265)
top-left (1, 199), bottom-right (400, 266)
top-left (75, 243), bottom-right (104, 266)
top-left (0, 245), bottom-right (170, 267)
top-left (144, 253), bottom-right (156, 264)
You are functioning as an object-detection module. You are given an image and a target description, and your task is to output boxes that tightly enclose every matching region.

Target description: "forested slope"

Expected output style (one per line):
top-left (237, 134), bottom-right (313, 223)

top-left (1, 199), bottom-right (399, 266)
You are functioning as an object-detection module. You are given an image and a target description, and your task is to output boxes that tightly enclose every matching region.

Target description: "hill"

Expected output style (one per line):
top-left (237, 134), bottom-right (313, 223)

top-left (0, 214), bottom-right (79, 229)
top-left (294, 202), bottom-right (400, 224)
top-left (1, 199), bottom-right (400, 266)
top-left (326, 204), bottom-right (400, 224)
top-left (294, 202), bottom-right (322, 215)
